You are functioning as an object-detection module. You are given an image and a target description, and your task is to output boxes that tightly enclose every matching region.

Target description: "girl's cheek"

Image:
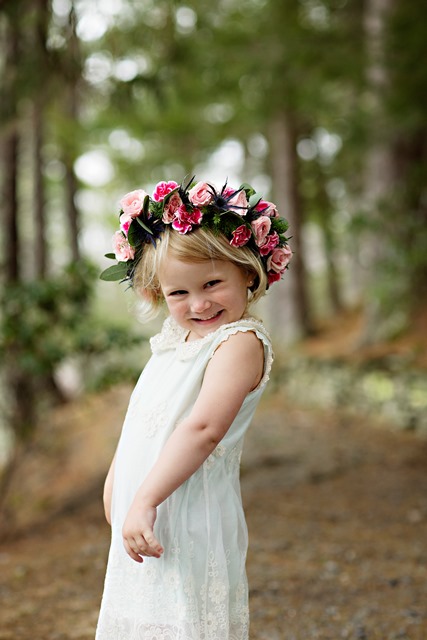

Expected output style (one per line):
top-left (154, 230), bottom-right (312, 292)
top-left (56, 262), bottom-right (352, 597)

top-left (167, 299), bottom-right (183, 314)
top-left (164, 298), bottom-right (174, 312)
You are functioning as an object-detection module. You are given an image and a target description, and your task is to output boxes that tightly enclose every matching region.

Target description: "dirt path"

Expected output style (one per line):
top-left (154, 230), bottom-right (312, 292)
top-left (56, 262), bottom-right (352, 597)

top-left (0, 389), bottom-right (426, 639)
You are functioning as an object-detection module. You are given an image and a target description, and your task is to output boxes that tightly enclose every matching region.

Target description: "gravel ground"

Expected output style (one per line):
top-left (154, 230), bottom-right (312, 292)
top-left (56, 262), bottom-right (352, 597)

top-left (0, 387), bottom-right (426, 640)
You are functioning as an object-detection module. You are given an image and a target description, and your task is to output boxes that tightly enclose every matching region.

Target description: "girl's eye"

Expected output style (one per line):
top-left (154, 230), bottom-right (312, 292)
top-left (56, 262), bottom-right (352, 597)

top-left (205, 280), bottom-right (221, 288)
top-left (169, 290), bottom-right (187, 296)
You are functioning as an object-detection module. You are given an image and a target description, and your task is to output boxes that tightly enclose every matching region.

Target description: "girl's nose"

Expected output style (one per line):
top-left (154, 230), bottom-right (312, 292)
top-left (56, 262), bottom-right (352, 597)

top-left (190, 296), bottom-right (211, 314)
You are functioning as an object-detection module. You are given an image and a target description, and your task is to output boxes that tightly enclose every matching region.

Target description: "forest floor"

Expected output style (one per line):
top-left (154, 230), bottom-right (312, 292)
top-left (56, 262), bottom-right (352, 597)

top-left (0, 384), bottom-right (426, 640)
top-left (1, 308), bottom-right (427, 639)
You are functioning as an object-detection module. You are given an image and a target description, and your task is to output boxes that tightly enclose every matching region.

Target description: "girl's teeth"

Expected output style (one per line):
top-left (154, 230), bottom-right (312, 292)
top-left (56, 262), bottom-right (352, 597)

top-left (198, 312), bottom-right (220, 321)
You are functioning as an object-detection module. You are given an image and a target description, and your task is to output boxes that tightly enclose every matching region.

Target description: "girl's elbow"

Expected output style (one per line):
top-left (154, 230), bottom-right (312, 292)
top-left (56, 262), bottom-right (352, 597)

top-left (183, 414), bottom-right (228, 448)
top-left (192, 421), bottom-right (226, 449)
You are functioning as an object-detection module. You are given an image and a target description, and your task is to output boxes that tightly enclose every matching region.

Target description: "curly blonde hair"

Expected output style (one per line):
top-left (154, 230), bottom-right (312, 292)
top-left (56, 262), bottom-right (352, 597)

top-left (133, 227), bottom-right (268, 320)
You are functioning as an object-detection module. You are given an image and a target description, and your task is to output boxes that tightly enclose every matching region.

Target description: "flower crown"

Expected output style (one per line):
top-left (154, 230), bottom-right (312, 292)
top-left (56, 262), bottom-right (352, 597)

top-left (100, 177), bottom-right (292, 287)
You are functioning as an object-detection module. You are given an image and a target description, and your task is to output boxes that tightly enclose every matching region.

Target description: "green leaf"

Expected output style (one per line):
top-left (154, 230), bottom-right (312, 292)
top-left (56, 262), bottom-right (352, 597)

top-left (136, 216), bottom-right (153, 234)
top-left (128, 221), bottom-right (141, 247)
top-left (240, 183), bottom-right (256, 197)
top-left (272, 217), bottom-right (289, 234)
top-left (249, 192), bottom-right (262, 208)
top-left (99, 263), bottom-right (129, 281)
top-left (104, 253), bottom-right (116, 260)
top-left (142, 194), bottom-right (151, 216)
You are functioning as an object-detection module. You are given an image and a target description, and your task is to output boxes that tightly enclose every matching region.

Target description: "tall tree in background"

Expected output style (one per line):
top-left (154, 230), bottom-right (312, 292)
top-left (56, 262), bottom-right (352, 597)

top-left (0, 5), bottom-right (37, 446)
top-left (32, 0), bottom-right (50, 278)
top-left (360, 0), bottom-right (396, 342)
top-left (1, 5), bottom-right (20, 284)
top-left (62, 1), bottom-right (81, 262)
top-left (386, 0), bottom-right (427, 301)
top-left (269, 111), bottom-right (310, 336)
top-left (0, 0), bottom-right (82, 449)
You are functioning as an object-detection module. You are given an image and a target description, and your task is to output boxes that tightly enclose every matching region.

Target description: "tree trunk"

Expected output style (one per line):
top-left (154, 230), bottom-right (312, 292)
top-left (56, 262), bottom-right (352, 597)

top-left (363, 0), bottom-right (396, 239)
top-left (0, 12), bottom-right (37, 481)
top-left (399, 134), bottom-right (427, 296)
top-left (63, 2), bottom-right (81, 262)
top-left (321, 219), bottom-right (342, 314)
top-left (2, 19), bottom-right (20, 283)
top-left (268, 110), bottom-right (312, 341)
top-left (32, 0), bottom-right (50, 278)
top-left (359, 0), bottom-right (396, 343)
top-left (33, 101), bottom-right (47, 278)
top-left (2, 131), bottom-right (20, 283)
top-left (65, 163), bottom-right (80, 262)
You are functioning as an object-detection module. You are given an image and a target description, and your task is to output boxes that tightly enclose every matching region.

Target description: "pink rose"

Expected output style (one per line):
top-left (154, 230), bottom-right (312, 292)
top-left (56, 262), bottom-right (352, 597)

top-left (112, 230), bottom-right (135, 262)
top-left (251, 216), bottom-right (271, 247)
top-left (266, 245), bottom-right (293, 273)
top-left (172, 205), bottom-right (203, 234)
top-left (230, 224), bottom-right (251, 247)
top-left (162, 192), bottom-right (183, 223)
top-left (255, 200), bottom-right (279, 218)
top-left (259, 231), bottom-right (280, 256)
top-left (120, 189), bottom-right (148, 217)
top-left (188, 181), bottom-right (214, 206)
top-left (223, 187), bottom-right (235, 197)
top-left (267, 271), bottom-right (282, 285)
top-left (152, 181), bottom-right (179, 202)
top-left (119, 213), bottom-right (132, 235)
top-left (226, 189), bottom-right (248, 215)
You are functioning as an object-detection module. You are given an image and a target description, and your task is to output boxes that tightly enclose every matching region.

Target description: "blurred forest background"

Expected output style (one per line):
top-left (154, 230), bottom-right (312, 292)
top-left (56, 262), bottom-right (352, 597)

top-left (1, 0), bottom-right (427, 510)
top-left (1, 1), bottom-right (427, 638)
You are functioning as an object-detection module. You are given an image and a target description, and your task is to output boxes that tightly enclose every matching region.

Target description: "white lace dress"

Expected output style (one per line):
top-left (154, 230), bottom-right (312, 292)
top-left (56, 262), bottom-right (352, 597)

top-left (96, 316), bottom-right (273, 640)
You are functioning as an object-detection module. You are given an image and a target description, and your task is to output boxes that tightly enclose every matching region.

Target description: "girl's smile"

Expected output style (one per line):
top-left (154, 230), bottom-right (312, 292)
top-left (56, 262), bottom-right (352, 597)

top-left (159, 257), bottom-right (254, 340)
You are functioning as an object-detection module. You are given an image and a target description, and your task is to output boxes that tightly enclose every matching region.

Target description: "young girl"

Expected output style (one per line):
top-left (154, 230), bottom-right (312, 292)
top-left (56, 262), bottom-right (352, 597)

top-left (97, 178), bottom-right (292, 640)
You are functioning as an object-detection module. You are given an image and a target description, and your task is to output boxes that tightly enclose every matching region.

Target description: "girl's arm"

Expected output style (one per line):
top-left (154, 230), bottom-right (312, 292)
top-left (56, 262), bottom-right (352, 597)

top-left (103, 453), bottom-right (116, 525)
top-left (122, 330), bottom-right (264, 563)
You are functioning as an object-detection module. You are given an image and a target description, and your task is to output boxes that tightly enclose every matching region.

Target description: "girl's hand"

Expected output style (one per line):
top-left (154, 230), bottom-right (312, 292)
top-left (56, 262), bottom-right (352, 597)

top-left (122, 501), bottom-right (164, 563)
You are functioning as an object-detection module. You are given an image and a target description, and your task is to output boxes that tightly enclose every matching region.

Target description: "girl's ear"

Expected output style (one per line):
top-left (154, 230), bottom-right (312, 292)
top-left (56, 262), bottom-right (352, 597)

top-left (246, 270), bottom-right (257, 290)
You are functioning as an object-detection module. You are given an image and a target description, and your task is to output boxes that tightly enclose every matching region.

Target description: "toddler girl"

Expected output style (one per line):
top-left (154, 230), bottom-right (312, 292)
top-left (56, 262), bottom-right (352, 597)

top-left (96, 178), bottom-right (292, 640)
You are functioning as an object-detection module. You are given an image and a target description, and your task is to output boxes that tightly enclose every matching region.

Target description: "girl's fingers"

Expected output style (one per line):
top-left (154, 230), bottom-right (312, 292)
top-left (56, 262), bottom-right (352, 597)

top-left (142, 532), bottom-right (163, 556)
top-left (123, 539), bottom-right (144, 563)
top-left (123, 533), bottom-right (163, 561)
top-left (134, 534), bottom-right (158, 557)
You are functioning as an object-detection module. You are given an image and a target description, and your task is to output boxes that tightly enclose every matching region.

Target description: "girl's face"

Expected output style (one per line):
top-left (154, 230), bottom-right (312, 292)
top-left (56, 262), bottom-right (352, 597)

top-left (159, 256), bottom-right (253, 340)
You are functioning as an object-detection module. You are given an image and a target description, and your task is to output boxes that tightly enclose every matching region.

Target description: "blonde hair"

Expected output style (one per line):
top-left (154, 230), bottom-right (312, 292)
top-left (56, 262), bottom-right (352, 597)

top-left (133, 227), bottom-right (267, 320)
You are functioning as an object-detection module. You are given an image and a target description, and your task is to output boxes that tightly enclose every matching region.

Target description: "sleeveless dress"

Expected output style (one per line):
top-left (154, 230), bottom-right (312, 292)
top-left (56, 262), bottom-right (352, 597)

top-left (96, 315), bottom-right (273, 640)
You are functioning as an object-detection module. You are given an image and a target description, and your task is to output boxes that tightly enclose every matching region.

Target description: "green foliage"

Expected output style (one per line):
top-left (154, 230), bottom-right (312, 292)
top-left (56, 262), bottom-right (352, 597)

top-left (386, 0), bottom-right (427, 132)
top-left (100, 262), bottom-right (129, 282)
top-left (0, 260), bottom-right (144, 380)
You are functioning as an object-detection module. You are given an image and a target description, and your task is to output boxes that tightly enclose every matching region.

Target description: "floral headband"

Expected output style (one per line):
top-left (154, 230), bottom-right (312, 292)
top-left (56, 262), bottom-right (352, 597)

top-left (100, 177), bottom-right (292, 287)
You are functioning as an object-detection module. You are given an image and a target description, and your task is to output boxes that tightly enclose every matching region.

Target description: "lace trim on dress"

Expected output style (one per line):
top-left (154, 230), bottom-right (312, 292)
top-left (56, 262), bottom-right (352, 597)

top-left (96, 541), bottom-right (249, 639)
top-left (152, 313), bottom-right (269, 350)
top-left (150, 315), bottom-right (187, 353)
top-left (96, 617), bottom-right (248, 640)
top-left (203, 442), bottom-right (244, 472)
